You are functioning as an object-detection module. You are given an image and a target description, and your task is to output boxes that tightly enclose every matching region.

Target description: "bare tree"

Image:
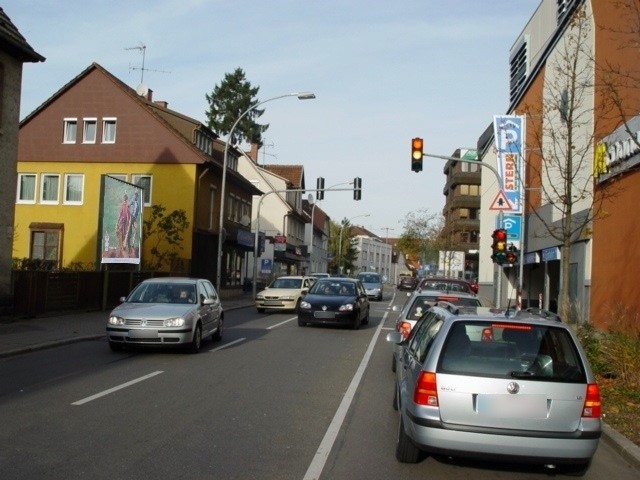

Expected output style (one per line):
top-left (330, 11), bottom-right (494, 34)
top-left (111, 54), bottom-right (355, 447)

top-left (522, 8), bottom-right (618, 321)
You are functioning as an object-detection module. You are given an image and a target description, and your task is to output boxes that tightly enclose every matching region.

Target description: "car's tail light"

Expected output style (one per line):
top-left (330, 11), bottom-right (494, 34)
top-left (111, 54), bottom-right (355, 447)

top-left (582, 383), bottom-right (601, 418)
top-left (414, 372), bottom-right (438, 406)
top-left (398, 321), bottom-right (412, 340)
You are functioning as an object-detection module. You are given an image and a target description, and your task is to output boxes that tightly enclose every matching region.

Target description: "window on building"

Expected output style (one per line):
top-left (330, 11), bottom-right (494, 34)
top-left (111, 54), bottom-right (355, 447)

top-left (459, 208), bottom-right (470, 219)
top-left (64, 174), bottom-right (84, 204)
top-left (461, 162), bottom-right (479, 172)
top-left (459, 184), bottom-right (479, 196)
top-left (29, 223), bottom-right (63, 269)
top-left (509, 36), bottom-right (528, 103)
top-left (108, 174), bottom-right (127, 182)
top-left (132, 174), bottom-right (152, 205)
top-left (83, 118), bottom-right (97, 143)
top-left (102, 118), bottom-right (117, 143)
top-left (17, 174), bottom-right (37, 204)
top-left (40, 174), bottom-right (60, 204)
top-left (63, 118), bottom-right (77, 143)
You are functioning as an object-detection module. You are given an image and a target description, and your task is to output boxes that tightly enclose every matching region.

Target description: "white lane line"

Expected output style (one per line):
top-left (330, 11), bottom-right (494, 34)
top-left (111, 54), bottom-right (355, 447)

top-left (71, 370), bottom-right (164, 406)
top-left (303, 312), bottom-right (388, 480)
top-left (267, 316), bottom-right (297, 330)
top-left (209, 337), bottom-right (246, 352)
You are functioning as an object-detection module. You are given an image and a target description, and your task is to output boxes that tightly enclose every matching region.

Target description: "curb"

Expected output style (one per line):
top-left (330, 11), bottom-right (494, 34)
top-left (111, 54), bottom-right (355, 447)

top-left (602, 423), bottom-right (640, 471)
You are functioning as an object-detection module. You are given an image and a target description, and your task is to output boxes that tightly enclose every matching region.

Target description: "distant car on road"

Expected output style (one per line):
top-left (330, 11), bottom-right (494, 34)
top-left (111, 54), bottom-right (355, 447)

top-left (397, 275), bottom-right (417, 291)
top-left (386, 305), bottom-right (601, 474)
top-left (298, 278), bottom-right (370, 329)
top-left (356, 271), bottom-right (384, 301)
top-left (416, 277), bottom-right (475, 295)
top-left (255, 276), bottom-right (312, 313)
top-left (390, 289), bottom-right (482, 372)
top-left (106, 277), bottom-right (223, 353)
top-left (393, 289), bottom-right (483, 340)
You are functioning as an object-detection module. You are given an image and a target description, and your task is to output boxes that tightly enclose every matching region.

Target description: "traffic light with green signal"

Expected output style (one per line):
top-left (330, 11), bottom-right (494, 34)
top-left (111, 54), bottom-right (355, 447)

top-left (411, 137), bottom-right (423, 172)
top-left (491, 228), bottom-right (508, 264)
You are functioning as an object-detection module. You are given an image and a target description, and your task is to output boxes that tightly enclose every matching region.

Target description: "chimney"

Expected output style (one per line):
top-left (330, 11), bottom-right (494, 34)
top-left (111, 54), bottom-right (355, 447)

top-left (248, 143), bottom-right (261, 164)
top-left (146, 89), bottom-right (153, 101)
top-left (154, 100), bottom-right (168, 109)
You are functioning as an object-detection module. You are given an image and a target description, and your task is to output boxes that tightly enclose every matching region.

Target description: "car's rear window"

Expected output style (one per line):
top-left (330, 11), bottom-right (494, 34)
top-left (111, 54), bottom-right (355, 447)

top-left (358, 274), bottom-right (381, 283)
top-left (438, 321), bottom-right (586, 383)
top-left (271, 278), bottom-right (302, 289)
top-left (420, 280), bottom-right (471, 293)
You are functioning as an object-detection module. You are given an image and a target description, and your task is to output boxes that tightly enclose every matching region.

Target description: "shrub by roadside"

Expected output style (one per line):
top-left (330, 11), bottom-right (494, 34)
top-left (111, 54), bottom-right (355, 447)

top-left (578, 322), bottom-right (640, 447)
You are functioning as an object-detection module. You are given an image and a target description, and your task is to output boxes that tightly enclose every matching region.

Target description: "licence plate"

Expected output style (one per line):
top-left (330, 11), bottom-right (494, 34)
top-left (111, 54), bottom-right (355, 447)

top-left (128, 329), bottom-right (158, 338)
top-left (477, 394), bottom-right (547, 419)
top-left (264, 300), bottom-right (282, 306)
top-left (314, 311), bottom-right (335, 319)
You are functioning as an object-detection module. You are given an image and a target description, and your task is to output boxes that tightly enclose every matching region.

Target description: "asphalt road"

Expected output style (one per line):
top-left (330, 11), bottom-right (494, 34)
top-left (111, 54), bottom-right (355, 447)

top-left (0, 295), bottom-right (638, 479)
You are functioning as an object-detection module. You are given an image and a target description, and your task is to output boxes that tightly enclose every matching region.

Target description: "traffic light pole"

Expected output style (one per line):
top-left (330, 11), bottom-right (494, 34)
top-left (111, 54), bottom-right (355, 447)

top-left (421, 152), bottom-right (508, 308)
top-left (252, 184), bottom-right (358, 299)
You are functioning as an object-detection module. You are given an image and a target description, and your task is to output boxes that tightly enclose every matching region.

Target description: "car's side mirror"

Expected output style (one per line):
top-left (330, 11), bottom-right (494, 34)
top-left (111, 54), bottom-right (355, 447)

top-left (386, 331), bottom-right (403, 344)
top-left (202, 298), bottom-right (215, 305)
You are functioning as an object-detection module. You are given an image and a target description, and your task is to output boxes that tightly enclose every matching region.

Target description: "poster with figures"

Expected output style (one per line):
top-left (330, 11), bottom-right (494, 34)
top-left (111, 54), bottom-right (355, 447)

top-left (100, 175), bottom-right (144, 264)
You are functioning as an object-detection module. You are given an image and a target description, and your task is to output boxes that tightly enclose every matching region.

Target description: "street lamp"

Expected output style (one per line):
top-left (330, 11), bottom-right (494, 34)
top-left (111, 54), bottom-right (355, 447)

top-left (337, 214), bottom-right (370, 275)
top-left (215, 92), bottom-right (315, 290)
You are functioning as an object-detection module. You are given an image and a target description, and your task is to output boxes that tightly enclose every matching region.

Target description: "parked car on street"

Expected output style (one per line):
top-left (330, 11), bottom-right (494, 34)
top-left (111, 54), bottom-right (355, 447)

top-left (297, 278), bottom-right (369, 329)
top-left (356, 271), bottom-right (384, 301)
top-left (386, 304), bottom-right (601, 474)
top-left (255, 276), bottom-right (312, 313)
top-left (106, 277), bottom-right (223, 353)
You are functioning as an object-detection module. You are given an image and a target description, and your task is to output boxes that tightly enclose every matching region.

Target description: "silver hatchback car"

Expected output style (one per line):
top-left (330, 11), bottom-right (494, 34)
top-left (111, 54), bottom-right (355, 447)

top-left (107, 277), bottom-right (223, 353)
top-left (387, 304), bottom-right (601, 474)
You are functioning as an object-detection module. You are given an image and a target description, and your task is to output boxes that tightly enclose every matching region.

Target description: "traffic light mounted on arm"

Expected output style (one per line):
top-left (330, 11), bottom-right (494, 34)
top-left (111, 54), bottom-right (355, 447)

top-left (491, 228), bottom-right (508, 264)
top-left (353, 177), bottom-right (362, 200)
top-left (411, 137), bottom-right (423, 172)
top-left (316, 177), bottom-right (325, 200)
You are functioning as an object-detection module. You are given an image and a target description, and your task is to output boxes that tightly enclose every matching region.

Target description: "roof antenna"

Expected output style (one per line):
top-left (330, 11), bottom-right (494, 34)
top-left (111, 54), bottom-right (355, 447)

top-left (125, 43), bottom-right (170, 95)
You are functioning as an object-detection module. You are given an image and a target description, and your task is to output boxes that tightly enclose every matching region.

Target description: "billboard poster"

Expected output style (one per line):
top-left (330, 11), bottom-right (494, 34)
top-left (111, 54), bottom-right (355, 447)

top-left (100, 175), bottom-right (143, 264)
top-left (493, 115), bottom-right (525, 213)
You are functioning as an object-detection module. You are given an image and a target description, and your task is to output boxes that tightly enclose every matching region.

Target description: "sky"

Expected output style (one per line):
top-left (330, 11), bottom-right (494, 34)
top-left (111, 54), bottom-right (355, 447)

top-left (7, 0), bottom-right (541, 239)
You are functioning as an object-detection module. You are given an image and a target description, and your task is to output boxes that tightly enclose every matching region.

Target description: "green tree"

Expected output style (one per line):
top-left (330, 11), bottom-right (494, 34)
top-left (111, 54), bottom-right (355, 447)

top-left (328, 219), bottom-right (359, 275)
top-left (396, 209), bottom-right (447, 268)
top-left (142, 205), bottom-right (190, 271)
top-left (205, 67), bottom-right (268, 145)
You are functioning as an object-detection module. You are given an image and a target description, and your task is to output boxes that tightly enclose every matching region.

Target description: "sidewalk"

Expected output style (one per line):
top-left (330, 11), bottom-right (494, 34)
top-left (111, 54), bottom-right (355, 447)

top-left (0, 292), bottom-right (639, 471)
top-left (0, 292), bottom-right (255, 359)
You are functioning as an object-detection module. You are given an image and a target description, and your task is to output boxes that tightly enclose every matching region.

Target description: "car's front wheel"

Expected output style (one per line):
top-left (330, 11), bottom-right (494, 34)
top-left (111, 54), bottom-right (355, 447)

top-left (189, 324), bottom-right (202, 353)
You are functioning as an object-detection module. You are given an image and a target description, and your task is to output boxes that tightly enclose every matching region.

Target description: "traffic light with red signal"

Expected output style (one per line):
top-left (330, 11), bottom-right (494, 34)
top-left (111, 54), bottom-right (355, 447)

top-left (491, 228), bottom-right (508, 264)
top-left (505, 244), bottom-right (519, 265)
top-left (411, 137), bottom-right (423, 172)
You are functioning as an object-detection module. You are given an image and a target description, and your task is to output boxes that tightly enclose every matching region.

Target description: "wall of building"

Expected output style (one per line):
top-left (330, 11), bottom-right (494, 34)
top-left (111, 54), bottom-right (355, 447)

top-left (14, 161), bottom-right (197, 267)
